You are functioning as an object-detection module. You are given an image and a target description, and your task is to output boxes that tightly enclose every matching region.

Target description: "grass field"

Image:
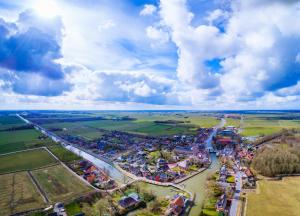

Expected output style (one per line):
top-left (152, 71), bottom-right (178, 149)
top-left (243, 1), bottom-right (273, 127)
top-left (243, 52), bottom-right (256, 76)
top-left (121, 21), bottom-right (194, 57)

top-left (42, 119), bottom-right (199, 136)
top-left (0, 172), bottom-right (45, 215)
top-left (247, 177), bottom-right (300, 216)
top-left (225, 118), bottom-right (241, 128)
top-left (48, 145), bottom-right (81, 162)
top-left (32, 165), bottom-right (93, 203)
top-left (241, 115), bottom-right (300, 137)
top-left (0, 149), bottom-right (58, 174)
top-left (39, 113), bottom-right (221, 136)
top-left (0, 115), bottom-right (25, 130)
top-left (0, 129), bottom-right (56, 154)
top-left (55, 126), bottom-right (104, 140)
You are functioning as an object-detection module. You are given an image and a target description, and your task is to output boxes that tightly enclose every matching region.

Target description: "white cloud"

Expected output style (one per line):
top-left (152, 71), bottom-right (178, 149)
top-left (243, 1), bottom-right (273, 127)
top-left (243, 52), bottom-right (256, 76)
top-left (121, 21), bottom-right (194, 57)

top-left (146, 26), bottom-right (169, 45)
top-left (98, 19), bottom-right (115, 31)
top-left (140, 4), bottom-right (157, 16)
top-left (157, 0), bottom-right (300, 104)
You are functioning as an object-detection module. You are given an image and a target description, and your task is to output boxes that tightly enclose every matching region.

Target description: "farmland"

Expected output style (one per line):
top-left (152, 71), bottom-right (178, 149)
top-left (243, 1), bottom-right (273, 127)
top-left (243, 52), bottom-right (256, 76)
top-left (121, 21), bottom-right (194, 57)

top-left (0, 172), bottom-right (46, 215)
top-left (0, 115), bottom-right (25, 130)
top-left (241, 115), bottom-right (300, 137)
top-left (0, 129), bottom-right (57, 154)
top-left (48, 145), bottom-right (81, 162)
top-left (32, 164), bottom-right (93, 202)
top-left (247, 177), bottom-right (300, 216)
top-left (0, 149), bottom-right (58, 174)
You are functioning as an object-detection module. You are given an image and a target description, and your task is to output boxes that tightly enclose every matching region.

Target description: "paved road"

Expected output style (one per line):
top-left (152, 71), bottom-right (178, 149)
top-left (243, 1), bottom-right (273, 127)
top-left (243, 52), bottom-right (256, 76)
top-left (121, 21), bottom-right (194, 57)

top-left (229, 171), bottom-right (242, 216)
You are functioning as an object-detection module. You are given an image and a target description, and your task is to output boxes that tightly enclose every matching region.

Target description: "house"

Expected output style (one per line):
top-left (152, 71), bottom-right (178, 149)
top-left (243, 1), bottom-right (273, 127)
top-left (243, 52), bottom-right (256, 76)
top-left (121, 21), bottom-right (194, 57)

top-left (53, 202), bottom-right (67, 216)
top-left (166, 194), bottom-right (186, 216)
top-left (217, 137), bottom-right (233, 145)
top-left (216, 194), bottom-right (227, 212)
top-left (118, 193), bottom-right (140, 209)
top-left (86, 173), bottom-right (96, 183)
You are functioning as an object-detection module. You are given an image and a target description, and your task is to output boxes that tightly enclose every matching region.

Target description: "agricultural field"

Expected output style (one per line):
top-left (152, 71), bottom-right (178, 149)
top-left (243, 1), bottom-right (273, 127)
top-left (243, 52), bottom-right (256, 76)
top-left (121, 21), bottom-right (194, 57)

top-left (0, 115), bottom-right (25, 130)
top-left (225, 118), bottom-right (241, 128)
top-left (32, 164), bottom-right (93, 203)
top-left (0, 149), bottom-right (58, 174)
top-left (48, 145), bottom-right (81, 162)
top-left (0, 172), bottom-right (45, 215)
top-left (42, 119), bottom-right (198, 136)
top-left (33, 111), bottom-right (221, 137)
top-left (0, 127), bottom-right (57, 154)
top-left (247, 177), bottom-right (300, 216)
top-left (241, 115), bottom-right (300, 137)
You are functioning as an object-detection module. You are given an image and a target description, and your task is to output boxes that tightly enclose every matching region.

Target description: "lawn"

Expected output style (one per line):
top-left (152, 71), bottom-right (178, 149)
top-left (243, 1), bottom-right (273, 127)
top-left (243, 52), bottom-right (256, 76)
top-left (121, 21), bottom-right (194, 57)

top-left (0, 129), bottom-right (56, 154)
top-left (0, 149), bottom-right (58, 174)
top-left (32, 164), bottom-right (93, 203)
top-left (247, 177), bottom-right (300, 216)
top-left (48, 145), bottom-right (81, 162)
top-left (0, 172), bottom-right (45, 215)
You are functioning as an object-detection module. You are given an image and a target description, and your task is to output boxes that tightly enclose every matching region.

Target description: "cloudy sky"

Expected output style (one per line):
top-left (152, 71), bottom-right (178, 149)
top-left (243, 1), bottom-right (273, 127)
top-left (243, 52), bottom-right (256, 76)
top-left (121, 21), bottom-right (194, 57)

top-left (0, 0), bottom-right (299, 110)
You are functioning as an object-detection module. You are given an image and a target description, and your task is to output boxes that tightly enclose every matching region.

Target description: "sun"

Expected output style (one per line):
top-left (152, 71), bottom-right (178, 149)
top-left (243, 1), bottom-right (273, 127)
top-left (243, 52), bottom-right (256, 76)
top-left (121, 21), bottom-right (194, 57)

top-left (33, 0), bottom-right (61, 18)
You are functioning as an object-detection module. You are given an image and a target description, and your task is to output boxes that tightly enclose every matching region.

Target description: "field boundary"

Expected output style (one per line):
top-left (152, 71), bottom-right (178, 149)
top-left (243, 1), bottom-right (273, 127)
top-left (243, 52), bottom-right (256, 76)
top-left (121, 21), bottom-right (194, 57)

top-left (0, 163), bottom-right (59, 176)
top-left (27, 171), bottom-right (49, 203)
top-left (0, 146), bottom-right (46, 156)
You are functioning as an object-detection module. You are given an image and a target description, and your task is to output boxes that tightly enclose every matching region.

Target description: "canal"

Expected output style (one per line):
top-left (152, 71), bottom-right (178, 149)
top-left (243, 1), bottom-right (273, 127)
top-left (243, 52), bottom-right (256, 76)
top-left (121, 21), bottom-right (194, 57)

top-left (179, 153), bottom-right (220, 215)
top-left (64, 145), bottom-right (131, 184)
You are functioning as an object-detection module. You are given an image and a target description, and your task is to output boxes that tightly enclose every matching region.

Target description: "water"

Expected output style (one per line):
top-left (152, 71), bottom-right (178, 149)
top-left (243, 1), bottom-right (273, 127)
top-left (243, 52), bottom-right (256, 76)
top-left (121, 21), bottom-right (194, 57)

top-left (178, 153), bottom-right (220, 215)
top-left (65, 145), bottom-right (130, 184)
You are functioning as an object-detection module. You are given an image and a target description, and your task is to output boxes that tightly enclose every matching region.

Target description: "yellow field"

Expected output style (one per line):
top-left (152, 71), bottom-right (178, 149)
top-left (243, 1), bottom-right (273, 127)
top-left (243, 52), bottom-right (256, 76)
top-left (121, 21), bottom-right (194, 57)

top-left (0, 172), bottom-right (45, 215)
top-left (247, 177), bottom-right (300, 216)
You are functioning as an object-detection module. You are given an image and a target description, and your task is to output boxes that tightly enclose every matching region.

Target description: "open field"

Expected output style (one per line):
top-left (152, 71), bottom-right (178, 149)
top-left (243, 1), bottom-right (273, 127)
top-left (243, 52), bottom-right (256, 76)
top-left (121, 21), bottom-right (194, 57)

top-left (0, 149), bottom-right (58, 174)
top-left (35, 112), bottom-right (221, 136)
top-left (0, 115), bottom-right (25, 130)
top-left (48, 145), bottom-right (81, 162)
top-left (42, 119), bottom-right (198, 136)
top-left (32, 164), bottom-right (93, 203)
top-left (241, 115), bottom-right (300, 137)
top-left (0, 172), bottom-right (45, 215)
top-left (0, 129), bottom-right (56, 154)
top-left (225, 118), bottom-right (241, 128)
top-left (247, 177), bottom-right (300, 216)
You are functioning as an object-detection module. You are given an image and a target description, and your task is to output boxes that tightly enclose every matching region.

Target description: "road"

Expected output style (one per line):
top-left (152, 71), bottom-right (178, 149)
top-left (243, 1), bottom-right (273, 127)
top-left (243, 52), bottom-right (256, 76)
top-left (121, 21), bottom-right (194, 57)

top-left (229, 171), bottom-right (243, 216)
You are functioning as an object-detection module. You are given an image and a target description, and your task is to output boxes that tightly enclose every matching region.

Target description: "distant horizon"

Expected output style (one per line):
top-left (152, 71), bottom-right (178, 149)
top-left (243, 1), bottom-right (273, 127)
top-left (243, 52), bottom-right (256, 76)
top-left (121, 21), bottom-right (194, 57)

top-left (2, 109), bottom-right (300, 112)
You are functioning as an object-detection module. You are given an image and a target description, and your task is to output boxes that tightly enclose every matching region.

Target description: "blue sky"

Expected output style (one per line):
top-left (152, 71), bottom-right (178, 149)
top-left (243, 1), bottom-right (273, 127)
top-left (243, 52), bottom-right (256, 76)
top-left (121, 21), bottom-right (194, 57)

top-left (0, 0), bottom-right (300, 110)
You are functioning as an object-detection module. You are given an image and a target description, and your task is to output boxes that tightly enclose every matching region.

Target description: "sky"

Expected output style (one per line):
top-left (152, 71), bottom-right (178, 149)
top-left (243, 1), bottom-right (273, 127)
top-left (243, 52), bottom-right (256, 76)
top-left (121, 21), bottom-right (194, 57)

top-left (0, 0), bottom-right (300, 110)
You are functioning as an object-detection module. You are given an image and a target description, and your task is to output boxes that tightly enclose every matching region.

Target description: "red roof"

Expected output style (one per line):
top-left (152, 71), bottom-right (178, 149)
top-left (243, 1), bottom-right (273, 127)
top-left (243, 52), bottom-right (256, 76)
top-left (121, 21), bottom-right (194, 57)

top-left (173, 196), bottom-right (184, 207)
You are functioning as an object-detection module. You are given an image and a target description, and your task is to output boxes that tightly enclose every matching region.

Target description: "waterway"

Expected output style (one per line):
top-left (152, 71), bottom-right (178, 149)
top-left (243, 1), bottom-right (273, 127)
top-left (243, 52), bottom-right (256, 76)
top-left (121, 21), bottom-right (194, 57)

top-left (179, 153), bottom-right (220, 215)
top-left (64, 145), bottom-right (131, 184)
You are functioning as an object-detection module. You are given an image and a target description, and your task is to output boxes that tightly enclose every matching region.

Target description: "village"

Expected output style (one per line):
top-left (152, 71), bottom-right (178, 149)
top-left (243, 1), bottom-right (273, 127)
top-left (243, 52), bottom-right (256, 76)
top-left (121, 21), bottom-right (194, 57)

top-left (16, 113), bottom-right (261, 216)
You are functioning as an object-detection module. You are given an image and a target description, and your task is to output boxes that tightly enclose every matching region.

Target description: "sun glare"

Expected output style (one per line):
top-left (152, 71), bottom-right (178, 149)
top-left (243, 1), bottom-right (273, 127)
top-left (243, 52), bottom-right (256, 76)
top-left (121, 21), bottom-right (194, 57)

top-left (33, 0), bottom-right (61, 18)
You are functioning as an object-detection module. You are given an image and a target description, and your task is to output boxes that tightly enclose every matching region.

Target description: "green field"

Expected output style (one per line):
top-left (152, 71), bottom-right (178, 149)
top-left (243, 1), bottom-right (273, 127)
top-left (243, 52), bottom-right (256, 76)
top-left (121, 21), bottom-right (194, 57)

top-left (241, 115), bottom-right (300, 137)
top-left (225, 118), bottom-right (241, 128)
top-left (48, 145), bottom-right (81, 162)
top-left (0, 129), bottom-right (56, 154)
top-left (0, 115), bottom-right (25, 130)
top-left (0, 172), bottom-right (45, 215)
top-left (43, 119), bottom-right (199, 136)
top-left (55, 126), bottom-right (104, 140)
top-left (247, 177), bottom-right (300, 216)
top-left (32, 165), bottom-right (93, 202)
top-left (0, 149), bottom-right (58, 174)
